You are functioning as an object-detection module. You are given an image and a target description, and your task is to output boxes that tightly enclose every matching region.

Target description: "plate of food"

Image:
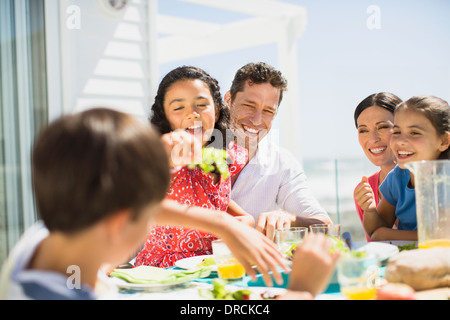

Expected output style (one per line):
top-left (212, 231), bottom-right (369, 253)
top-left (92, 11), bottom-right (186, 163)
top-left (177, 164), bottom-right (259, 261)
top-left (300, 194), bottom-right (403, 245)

top-left (109, 276), bottom-right (192, 292)
top-left (109, 265), bottom-right (211, 292)
top-left (354, 242), bottom-right (400, 262)
top-left (175, 255), bottom-right (218, 272)
top-left (378, 240), bottom-right (417, 252)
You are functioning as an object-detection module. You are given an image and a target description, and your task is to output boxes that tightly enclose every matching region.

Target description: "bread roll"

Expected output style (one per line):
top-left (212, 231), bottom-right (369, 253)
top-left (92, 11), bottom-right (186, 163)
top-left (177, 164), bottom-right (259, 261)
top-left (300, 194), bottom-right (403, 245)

top-left (385, 248), bottom-right (450, 291)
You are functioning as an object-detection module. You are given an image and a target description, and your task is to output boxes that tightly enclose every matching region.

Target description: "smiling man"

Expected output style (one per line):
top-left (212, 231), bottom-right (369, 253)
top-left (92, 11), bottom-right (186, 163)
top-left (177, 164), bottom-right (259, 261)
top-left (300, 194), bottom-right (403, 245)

top-left (225, 62), bottom-right (331, 238)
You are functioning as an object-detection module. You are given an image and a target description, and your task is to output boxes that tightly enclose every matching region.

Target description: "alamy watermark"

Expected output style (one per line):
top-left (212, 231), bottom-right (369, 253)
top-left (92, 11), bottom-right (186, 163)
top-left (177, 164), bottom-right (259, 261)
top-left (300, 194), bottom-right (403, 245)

top-left (66, 4), bottom-right (382, 31)
top-left (66, 265), bottom-right (81, 290)
top-left (367, 5), bottom-right (382, 30)
top-left (168, 123), bottom-right (282, 176)
top-left (66, 5), bottom-right (81, 30)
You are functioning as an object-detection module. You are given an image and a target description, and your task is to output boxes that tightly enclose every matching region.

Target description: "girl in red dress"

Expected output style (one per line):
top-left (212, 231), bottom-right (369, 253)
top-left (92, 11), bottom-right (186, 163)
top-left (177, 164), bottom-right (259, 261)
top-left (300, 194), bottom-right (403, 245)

top-left (135, 66), bottom-right (252, 268)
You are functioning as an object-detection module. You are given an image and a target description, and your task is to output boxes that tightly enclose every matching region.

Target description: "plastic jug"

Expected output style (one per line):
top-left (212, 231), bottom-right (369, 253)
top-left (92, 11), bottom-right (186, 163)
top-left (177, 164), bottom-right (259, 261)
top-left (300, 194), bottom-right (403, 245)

top-left (405, 160), bottom-right (450, 248)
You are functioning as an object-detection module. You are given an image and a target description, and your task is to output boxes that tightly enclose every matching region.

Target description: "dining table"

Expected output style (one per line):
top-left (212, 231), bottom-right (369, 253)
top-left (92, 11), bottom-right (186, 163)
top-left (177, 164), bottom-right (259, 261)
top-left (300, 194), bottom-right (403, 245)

top-left (101, 240), bottom-right (449, 302)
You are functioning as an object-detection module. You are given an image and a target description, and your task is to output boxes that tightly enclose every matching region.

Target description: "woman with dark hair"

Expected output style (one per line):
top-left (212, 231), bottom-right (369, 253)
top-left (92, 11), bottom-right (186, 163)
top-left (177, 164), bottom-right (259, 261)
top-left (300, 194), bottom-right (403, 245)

top-left (353, 92), bottom-right (402, 240)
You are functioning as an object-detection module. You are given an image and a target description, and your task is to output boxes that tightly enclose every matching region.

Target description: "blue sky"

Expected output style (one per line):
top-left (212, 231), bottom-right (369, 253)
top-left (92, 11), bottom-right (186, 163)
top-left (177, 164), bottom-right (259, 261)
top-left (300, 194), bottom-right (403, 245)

top-left (158, 0), bottom-right (450, 160)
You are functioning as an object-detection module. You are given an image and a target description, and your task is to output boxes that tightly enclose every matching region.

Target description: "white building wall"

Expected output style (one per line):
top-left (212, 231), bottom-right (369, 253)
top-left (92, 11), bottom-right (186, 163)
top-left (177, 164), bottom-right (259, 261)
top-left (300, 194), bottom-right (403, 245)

top-left (56, 0), bottom-right (151, 121)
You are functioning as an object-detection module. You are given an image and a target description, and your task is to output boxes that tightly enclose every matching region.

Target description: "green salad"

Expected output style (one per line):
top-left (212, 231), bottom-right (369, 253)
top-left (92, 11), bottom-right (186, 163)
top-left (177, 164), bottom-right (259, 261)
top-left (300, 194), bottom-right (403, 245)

top-left (188, 148), bottom-right (230, 179)
top-left (283, 236), bottom-right (367, 259)
top-left (199, 279), bottom-right (252, 300)
top-left (397, 242), bottom-right (416, 251)
top-left (198, 279), bottom-right (281, 300)
top-left (196, 256), bottom-right (216, 268)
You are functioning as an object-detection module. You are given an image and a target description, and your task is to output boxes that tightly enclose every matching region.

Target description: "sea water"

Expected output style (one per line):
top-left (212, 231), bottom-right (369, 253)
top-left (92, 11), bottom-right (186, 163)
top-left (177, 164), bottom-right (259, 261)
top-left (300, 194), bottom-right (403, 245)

top-left (302, 157), bottom-right (378, 241)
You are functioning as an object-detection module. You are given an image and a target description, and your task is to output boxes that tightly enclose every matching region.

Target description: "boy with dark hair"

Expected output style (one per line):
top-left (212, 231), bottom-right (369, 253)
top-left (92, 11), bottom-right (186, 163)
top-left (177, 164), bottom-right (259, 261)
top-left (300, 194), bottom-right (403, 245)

top-left (1, 108), bottom-right (170, 299)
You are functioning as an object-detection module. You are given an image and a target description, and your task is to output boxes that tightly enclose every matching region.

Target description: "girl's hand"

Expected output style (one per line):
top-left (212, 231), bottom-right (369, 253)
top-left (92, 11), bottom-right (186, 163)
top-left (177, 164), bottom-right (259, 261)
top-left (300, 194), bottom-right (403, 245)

top-left (219, 221), bottom-right (288, 287)
top-left (227, 200), bottom-right (256, 228)
top-left (354, 176), bottom-right (377, 212)
top-left (234, 215), bottom-right (255, 228)
top-left (161, 130), bottom-right (202, 167)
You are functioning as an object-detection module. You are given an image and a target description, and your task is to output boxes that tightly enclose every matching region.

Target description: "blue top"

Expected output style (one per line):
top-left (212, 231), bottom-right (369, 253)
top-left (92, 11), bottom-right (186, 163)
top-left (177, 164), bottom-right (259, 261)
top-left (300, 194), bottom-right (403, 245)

top-left (379, 165), bottom-right (417, 230)
top-left (0, 222), bottom-right (98, 300)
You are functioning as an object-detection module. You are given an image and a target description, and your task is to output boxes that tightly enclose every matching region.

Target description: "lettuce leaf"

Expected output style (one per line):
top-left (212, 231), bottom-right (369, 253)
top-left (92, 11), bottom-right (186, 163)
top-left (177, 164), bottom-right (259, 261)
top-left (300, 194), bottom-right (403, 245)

top-left (188, 148), bottom-right (230, 179)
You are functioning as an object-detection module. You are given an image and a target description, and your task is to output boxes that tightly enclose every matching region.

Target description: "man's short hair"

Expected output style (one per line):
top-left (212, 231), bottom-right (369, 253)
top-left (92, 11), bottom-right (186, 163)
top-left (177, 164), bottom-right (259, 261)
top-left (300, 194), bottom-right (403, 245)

top-left (32, 108), bottom-right (170, 233)
top-left (229, 62), bottom-right (288, 106)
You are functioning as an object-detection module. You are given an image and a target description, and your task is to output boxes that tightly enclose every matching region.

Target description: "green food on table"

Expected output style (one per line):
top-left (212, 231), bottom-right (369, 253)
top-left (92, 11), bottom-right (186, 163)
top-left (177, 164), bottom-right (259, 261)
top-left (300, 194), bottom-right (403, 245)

top-left (397, 242), bottom-right (416, 251)
top-left (199, 279), bottom-right (281, 300)
top-left (196, 256), bottom-right (216, 268)
top-left (199, 279), bottom-right (252, 300)
top-left (285, 244), bottom-right (297, 258)
top-left (283, 236), bottom-right (367, 258)
top-left (110, 266), bottom-right (211, 284)
top-left (329, 236), bottom-right (367, 258)
top-left (348, 250), bottom-right (368, 258)
top-left (329, 236), bottom-right (348, 254)
top-left (188, 148), bottom-right (230, 179)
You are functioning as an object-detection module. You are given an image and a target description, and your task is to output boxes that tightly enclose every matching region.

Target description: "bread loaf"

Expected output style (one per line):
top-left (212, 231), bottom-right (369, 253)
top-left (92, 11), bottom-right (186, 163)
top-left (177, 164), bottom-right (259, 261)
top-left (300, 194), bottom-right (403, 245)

top-left (385, 248), bottom-right (450, 291)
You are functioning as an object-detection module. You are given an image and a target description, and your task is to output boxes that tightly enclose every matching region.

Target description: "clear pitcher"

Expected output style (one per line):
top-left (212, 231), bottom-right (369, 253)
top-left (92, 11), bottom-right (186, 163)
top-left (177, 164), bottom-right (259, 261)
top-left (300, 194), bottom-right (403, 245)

top-left (405, 160), bottom-right (450, 248)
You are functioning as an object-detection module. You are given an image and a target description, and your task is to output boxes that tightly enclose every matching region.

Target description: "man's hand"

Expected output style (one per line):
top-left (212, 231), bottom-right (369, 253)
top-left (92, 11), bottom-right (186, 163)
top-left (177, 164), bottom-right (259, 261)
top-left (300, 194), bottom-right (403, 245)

top-left (256, 210), bottom-right (296, 241)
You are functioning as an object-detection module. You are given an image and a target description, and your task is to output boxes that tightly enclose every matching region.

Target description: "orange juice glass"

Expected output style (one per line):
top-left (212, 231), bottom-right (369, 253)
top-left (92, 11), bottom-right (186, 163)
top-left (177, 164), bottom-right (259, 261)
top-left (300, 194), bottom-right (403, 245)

top-left (341, 286), bottom-right (377, 300)
top-left (212, 240), bottom-right (245, 282)
top-left (418, 239), bottom-right (450, 249)
top-left (217, 261), bottom-right (246, 280)
top-left (337, 255), bottom-right (380, 300)
top-left (405, 160), bottom-right (449, 249)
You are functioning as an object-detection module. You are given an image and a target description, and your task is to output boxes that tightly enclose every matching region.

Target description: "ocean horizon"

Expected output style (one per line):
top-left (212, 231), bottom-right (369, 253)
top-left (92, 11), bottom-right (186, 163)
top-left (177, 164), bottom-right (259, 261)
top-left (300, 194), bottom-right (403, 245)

top-left (302, 157), bottom-right (378, 241)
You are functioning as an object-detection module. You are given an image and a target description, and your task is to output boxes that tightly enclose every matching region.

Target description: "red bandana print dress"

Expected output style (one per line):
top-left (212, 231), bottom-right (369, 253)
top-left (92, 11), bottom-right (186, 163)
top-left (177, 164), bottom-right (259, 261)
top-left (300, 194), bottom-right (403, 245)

top-left (134, 143), bottom-right (247, 268)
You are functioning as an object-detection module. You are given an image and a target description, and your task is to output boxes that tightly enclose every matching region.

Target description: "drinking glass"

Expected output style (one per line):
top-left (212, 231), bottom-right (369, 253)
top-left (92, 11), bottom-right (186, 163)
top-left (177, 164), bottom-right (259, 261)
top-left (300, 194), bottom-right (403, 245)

top-left (309, 224), bottom-right (341, 239)
top-left (274, 227), bottom-right (308, 256)
top-left (337, 255), bottom-right (380, 300)
top-left (212, 239), bottom-right (245, 282)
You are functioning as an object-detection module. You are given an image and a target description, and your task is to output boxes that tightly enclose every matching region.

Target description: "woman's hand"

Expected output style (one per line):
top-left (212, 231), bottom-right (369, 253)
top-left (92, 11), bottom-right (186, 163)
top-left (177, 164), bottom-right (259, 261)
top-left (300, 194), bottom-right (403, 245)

top-left (354, 176), bottom-right (377, 212)
top-left (233, 215), bottom-right (255, 228)
top-left (227, 200), bottom-right (255, 228)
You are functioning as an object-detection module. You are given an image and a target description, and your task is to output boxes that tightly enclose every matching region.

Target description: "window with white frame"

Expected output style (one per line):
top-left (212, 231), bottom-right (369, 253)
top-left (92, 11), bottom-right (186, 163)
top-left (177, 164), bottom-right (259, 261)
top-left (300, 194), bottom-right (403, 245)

top-left (0, 0), bottom-right (48, 263)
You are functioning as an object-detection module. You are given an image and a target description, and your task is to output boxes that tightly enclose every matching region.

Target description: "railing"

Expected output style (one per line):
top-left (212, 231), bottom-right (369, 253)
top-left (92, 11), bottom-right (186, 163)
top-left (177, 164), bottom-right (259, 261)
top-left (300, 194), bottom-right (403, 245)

top-left (303, 157), bottom-right (377, 241)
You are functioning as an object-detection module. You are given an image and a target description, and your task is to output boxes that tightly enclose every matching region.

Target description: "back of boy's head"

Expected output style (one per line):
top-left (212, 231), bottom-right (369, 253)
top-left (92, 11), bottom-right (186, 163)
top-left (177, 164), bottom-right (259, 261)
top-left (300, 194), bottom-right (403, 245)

top-left (32, 108), bottom-right (170, 233)
top-left (396, 95), bottom-right (450, 159)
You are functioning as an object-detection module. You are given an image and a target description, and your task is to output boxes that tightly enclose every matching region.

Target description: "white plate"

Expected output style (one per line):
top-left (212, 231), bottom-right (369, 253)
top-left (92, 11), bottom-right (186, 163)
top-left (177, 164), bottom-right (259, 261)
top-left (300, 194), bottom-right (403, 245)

top-left (378, 240), bottom-right (417, 248)
top-left (355, 242), bottom-right (399, 261)
top-left (109, 276), bottom-right (192, 292)
top-left (175, 255), bottom-right (217, 271)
